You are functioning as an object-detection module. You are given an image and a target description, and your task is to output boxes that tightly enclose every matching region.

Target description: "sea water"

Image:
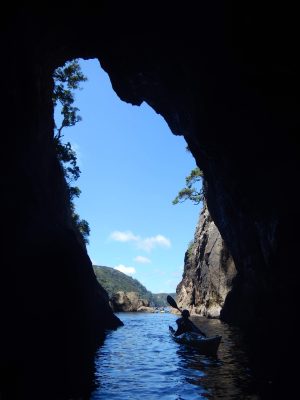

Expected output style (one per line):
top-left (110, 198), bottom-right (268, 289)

top-left (90, 312), bottom-right (260, 399)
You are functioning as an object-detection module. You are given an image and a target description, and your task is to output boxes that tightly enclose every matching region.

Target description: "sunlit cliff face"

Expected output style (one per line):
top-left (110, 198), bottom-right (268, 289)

top-left (1, 3), bottom-right (299, 397)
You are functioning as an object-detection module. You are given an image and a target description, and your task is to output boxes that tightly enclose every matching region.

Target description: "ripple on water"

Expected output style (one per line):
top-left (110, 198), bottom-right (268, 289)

top-left (90, 313), bottom-right (259, 400)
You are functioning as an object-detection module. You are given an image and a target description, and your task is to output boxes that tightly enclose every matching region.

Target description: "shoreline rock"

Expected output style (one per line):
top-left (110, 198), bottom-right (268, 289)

top-left (110, 291), bottom-right (151, 312)
top-left (176, 204), bottom-right (237, 318)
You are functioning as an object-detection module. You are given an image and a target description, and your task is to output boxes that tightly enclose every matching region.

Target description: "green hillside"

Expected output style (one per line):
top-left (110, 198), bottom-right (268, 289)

top-left (93, 265), bottom-right (153, 302)
top-left (151, 293), bottom-right (176, 307)
top-left (93, 265), bottom-right (176, 307)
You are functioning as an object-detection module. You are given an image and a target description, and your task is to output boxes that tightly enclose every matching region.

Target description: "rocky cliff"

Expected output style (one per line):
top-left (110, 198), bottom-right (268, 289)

top-left (110, 291), bottom-right (153, 312)
top-left (176, 204), bottom-right (236, 318)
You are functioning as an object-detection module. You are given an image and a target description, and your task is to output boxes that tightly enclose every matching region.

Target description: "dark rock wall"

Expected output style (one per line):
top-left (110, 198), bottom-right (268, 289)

top-left (1, 3), bottom-right (299, 397)
top-left (1, 6), bottom-right (123, 399)
top-left (176, 204), bottom-right (236, 318)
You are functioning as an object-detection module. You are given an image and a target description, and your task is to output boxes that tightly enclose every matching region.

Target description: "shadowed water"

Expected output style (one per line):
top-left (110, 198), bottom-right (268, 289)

top-left (90, 312), bottom-right (260, 399)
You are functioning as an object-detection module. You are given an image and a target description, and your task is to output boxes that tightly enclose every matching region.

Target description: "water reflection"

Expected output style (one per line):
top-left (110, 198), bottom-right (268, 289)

top-left (90, 313), bottom-right (261, 399)
top-left (192, 317), bottom-right (259, 399)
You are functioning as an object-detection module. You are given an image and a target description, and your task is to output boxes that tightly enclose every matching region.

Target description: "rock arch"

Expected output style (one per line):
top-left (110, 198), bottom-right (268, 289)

top-left (1, 4), bottom-right (299, 397)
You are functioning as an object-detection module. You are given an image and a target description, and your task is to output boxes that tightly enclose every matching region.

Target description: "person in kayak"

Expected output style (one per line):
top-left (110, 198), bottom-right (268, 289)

top-left (174, 309), bottom-right (207, 337)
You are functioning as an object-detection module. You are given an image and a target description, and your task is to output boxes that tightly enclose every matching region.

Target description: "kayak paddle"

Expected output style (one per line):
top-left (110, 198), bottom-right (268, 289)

top-left (167, 295), bottom-right (182, 313)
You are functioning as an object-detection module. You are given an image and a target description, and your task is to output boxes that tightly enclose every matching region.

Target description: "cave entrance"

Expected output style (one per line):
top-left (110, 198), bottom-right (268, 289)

top-left (54, 57), bottom-right (202, 300)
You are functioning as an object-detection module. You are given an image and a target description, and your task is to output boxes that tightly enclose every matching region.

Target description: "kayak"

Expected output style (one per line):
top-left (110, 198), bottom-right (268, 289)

top-left (169, 326), bottom-right (221, 355)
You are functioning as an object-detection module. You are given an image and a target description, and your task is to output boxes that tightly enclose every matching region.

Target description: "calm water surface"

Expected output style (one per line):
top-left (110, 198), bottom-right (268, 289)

top-left (90, 312), bottom-right (260, 399)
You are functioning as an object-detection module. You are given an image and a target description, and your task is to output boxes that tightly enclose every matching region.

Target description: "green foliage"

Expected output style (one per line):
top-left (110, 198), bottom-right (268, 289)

top-left (151, 293), bottom-right (177, 307)
top-left (53, 59), bottom-right (87, 137)
top-left (187, 239), bottom-right (195, 257)
top-left (53, 59), bottom-right (90, 244)
top-left (93, 265), bottom-right (153, 301)
top-left (72, 212), bottom-right (90, 244)
top-left (93, 265), bottom-right (176, 307)
top-left (54, 140), bottom-right (81, 183)
top-left (172, 167), bottom-right (204, 205)
top-left (69, 186), bottom-right (81, 200)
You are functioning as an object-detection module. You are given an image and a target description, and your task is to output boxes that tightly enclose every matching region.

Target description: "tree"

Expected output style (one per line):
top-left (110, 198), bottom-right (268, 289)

top-left (172, 167), bottom-right (204, 205)
top-left (173, 144), bottom-right (206, 205)
top-left (53, 59), bottom-right (87, 183)
top-left (53, 59), bottom-right (90, 244)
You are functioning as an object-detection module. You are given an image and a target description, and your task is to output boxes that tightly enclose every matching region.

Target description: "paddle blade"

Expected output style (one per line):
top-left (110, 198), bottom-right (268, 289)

top-left (167, 295), bottom-right (179, 310)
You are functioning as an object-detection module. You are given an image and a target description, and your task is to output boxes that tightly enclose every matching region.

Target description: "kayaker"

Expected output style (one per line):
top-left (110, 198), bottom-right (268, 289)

top-left (174, 309), bottom-right (207, 337)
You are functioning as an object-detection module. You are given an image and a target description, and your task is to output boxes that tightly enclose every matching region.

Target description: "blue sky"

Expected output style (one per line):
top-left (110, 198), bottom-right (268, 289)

top-left (57, 59), bottom-right (201, 294)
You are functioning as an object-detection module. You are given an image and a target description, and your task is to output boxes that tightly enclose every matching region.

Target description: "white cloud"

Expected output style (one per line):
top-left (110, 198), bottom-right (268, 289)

top-left (109, 231), bottom-right (171, 253)
top-left (110, 230), bottom-right (139, 242)
top-left (134, 255), bottom-right (151, 264)
top-left (114, 264), bottom-right (136, 275)
top-left (138, 235), bottom-right (171, 252)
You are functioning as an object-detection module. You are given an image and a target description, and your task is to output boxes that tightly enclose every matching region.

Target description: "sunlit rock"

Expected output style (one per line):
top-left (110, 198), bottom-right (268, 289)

top-left (137, 306), bottom-right (155, 313)
top-left (110, 291), bottom-right (150, 312)
top-left (177, 204), bottom-right (236, 318)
